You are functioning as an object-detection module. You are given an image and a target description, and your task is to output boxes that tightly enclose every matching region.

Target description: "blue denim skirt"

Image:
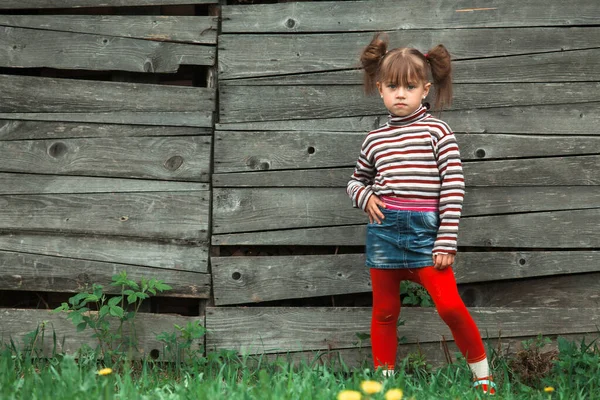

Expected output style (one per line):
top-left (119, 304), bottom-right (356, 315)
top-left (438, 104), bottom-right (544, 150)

top-left (366, 208), bottom-right (439, 269)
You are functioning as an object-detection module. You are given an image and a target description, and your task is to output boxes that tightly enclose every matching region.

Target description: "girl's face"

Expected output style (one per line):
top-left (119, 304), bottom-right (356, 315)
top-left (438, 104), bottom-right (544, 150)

top-left (376, 80), bottom-right (431, 117)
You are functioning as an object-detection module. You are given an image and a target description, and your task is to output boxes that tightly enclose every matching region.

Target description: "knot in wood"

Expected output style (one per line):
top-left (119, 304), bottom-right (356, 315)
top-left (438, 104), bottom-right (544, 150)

top-left (164, 155), bottom-right (184, 171)
top-left (48, 142), bottom-right (68, 158)
top-left (285, 18), bottom-right (297, 29)
top-left (475, 148), bottom-right (486, 158)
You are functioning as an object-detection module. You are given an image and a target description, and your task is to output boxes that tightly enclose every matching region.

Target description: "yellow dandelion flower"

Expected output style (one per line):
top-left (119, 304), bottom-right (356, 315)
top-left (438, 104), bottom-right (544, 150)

top-left (97, 368), bottom-right (113, 376)
top-left (337, 390), bottom-right (362, 400)
top-left (384, 388), bottom-right (404, 400)
top-left (544, 386), bottom-right (555, 393)
top-left (360, 380), bottom-right (383, 394)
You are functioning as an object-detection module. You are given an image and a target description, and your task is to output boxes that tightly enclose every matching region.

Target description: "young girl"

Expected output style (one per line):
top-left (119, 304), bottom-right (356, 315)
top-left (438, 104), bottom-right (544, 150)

top-left (347, 33), bottom-right (496, 395)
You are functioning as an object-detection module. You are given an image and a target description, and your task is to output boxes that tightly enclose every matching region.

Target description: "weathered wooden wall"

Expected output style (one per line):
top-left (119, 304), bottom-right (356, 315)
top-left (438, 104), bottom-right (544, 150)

top-left (0, 0), bottom-right (217, 357)
top-left (209, 0), bottom-right (600, 365)
top-left (1, 0), bottom-right (600, 367)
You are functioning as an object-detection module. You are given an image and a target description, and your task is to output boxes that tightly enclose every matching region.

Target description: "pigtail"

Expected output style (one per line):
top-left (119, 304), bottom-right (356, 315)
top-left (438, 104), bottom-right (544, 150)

top-left (426, 44), bottom-right (453, 111)
top-left (360, 32), bottom-right (388, 95)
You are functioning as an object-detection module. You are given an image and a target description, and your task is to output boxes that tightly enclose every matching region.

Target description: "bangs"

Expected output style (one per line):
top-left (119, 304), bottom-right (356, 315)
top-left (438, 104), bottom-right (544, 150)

top-left (378, 51), bottom-right (428, 86)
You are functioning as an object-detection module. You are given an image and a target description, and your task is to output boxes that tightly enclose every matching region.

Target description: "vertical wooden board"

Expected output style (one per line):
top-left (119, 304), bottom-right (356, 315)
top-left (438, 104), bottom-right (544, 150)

top-left (0, 74), bottom-right (215, 113)
top-left (1, 26), bottom-right (215, 72)
top-left (0, 309), bottom-right (203, 360)
top-left (0, 233), bottom-right (208, 272)
top-left (0, 250), bottom-right (211, 298)
top-left (0, 192), bottom-right (209, 240)
top-left (0, 136), bottom-right (211, 181)
top-left (205, 307), bottom-right (600, 354)
top-left (0, 15), bottom-right (217, 44)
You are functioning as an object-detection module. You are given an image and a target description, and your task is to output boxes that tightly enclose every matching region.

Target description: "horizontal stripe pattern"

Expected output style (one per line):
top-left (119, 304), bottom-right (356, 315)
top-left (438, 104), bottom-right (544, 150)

top-left (347, 105), bottom-right (465, 254)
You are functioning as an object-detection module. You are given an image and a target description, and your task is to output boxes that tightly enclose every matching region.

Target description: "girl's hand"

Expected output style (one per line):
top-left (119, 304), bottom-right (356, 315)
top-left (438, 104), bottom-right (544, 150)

top-left (366, 195), bottom-right (386, 224)
top-left (433, 253), bottom-right (454, 270)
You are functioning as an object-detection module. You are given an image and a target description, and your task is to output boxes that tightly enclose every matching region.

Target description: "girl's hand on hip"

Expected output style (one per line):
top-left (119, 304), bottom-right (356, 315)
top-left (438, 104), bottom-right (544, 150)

top-left (433, 253), bottom-right (454, 270)
top-left (366, 195), bottom-right (386, 224)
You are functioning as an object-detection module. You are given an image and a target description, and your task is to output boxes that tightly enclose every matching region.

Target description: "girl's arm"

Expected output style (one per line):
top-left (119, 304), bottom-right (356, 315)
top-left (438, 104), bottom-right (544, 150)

top-left (433, 132), bottom-right (465, 255)
top-left (347, 148), bottom-right (376, 211)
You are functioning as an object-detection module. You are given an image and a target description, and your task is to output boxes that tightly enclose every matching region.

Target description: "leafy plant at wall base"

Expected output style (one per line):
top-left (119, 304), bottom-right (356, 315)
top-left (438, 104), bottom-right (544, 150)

top-left (156, 320), bottom-right (207, 367)
top-left (53, 271), bottom-right (172, 364)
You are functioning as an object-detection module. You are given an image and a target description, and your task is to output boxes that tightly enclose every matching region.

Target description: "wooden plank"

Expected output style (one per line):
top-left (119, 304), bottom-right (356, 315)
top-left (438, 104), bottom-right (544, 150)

top-left (0, 0), bottom-right (217, 8)
top-left (223, 48), bottom-right (600, 85)
top-left (0, 136), bottom-right (211, 182)
top-left (2, 26), bottom-right (215, 72)
top-left (459, 272), bottom-right (600, 308)
top-left (219, 28), bottom-right (600, 79)
top-left (0, 120), bottom-right (210, 141)
top-left (216, 103), bottom-right (600, 135)
top-left (0, 233), bottom-right (208, 272)
top-left (0, 74), bottom-right (215, 114)
top-left (211, 252), bottom-right (600, 305)
top-left (0, 308), bottom-right (202, 361)
top-left (222, 0), bottom-right (600, 33)
top-left (205, 306), bottom-right (600, 354)
top-left (219, 83), bottom-right (600, 123)
top-left (212, 209), bottom-right (600, 247)
top-left (0, 15), bottom-right (216, 44)
top-left (0, 173), bottom-right (207, 195)
top-left (0, 192), bottom-right (209, 240)
top-left (213, 155), bottom-right (600, 187)
top-left (0, 250), bottom-right (210, 298)
top-left (0, 112), bottom-right (213, 128)
top-left (214, 131), bottom-right (600, 173)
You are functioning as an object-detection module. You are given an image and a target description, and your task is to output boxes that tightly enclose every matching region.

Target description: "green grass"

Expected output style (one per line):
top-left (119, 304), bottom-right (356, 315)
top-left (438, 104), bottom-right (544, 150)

top-left (1, 337), bottom-right (599, 400)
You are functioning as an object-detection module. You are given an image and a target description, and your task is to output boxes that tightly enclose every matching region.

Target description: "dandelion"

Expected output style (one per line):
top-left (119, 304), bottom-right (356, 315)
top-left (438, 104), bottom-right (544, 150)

top-left (544, 386), bottom-right (555, 393)
top-left (97, 368), bottom-right (113, 376)
top-left (385, 388), bottom-right (404, 400)
top-left (337, 390), bottom-right (362, 400)
top-left (360, 380), bottom-right (383, 394)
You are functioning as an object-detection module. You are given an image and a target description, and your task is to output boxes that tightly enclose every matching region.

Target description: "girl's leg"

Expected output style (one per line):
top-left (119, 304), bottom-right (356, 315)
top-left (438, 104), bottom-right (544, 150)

top-left (369, 268), bottom-right (411, 371)
top-left (412, 267), bottom-right (495, 393)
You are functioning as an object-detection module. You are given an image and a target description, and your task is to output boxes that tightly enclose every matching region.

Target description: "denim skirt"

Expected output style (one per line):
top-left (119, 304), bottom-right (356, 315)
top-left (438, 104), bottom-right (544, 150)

top-left (366, 208), bottom-right (439, 269)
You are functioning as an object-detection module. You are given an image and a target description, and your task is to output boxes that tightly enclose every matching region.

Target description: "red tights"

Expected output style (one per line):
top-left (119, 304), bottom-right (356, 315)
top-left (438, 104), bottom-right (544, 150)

top-left (370, 266), bottom-right (486, 369)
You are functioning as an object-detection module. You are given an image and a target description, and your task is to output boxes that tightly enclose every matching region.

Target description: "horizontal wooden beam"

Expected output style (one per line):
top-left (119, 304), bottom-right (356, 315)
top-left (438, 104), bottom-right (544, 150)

top-left (0, 136), bottom-right (211, 181)
top-left (1, 26), bottom-right (215, 72)
top-left (212, 186), bottom-right (599, 234)
top-left (206, 306), bottom-right (600, 354)
top-left (0, 232), bottom-right (208, 272)
top-left (212, 208), bottom-right (600, 247)
top-left (219, 83), bottom-right (600, 123)
top-left (219, 29), bottom-right (600, 79)
top-left (0, 308), bottom-right (203, 361)
top-left (214, 130), bottom-right (600, 172)
top-left (0, 250), bottom-right (210, 298)
top-left (0, 120), bottom-right (210, 141)
top-left (0, 0), bottom-right (217, 9)
top-left (222, 0), bottom-right (600, 33)
top-left (0, 15), bottom-right (217, 44)
top-left (0, 74), bottom-right (215, 114)
top-left (0, 192), bottom-right (209, 240)
top-left (211, 252), bottom-right (600, 305)
top-left (216, 103), bottom-right (600, 135)
top-left (0, 112), bottom-right (213, 127)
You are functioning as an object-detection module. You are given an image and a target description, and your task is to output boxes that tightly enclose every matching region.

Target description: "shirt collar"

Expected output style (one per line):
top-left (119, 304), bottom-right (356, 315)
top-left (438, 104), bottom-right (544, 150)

top-left (387, 105), bottom-right (429, 126)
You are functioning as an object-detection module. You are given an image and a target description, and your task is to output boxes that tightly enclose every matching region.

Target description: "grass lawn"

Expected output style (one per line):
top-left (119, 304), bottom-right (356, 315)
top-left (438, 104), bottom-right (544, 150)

top-left (1, 336), bottom-right (599, 400)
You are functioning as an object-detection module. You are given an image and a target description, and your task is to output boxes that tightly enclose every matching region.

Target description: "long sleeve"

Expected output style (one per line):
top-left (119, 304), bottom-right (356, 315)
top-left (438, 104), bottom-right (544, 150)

top-left (432, 132), bottom-right (465, 255)
top-left (347, 147), bottom-right (376, 211)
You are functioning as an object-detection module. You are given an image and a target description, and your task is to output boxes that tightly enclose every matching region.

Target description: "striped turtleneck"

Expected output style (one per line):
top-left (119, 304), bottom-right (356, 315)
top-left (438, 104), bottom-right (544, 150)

top-left (347, 105), bottom-right (465, 255)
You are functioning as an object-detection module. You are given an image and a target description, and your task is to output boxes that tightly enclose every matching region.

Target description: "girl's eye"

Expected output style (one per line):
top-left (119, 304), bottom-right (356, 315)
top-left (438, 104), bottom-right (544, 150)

top-left (388, 84), bottom-right (397, 89)
top-left (407, 85), bottom-right (416, 90)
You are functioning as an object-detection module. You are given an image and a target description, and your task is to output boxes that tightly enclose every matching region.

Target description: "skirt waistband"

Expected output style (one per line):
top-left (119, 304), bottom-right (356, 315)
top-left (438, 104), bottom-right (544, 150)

top-left (380, 196), bottom-right (439, 212)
